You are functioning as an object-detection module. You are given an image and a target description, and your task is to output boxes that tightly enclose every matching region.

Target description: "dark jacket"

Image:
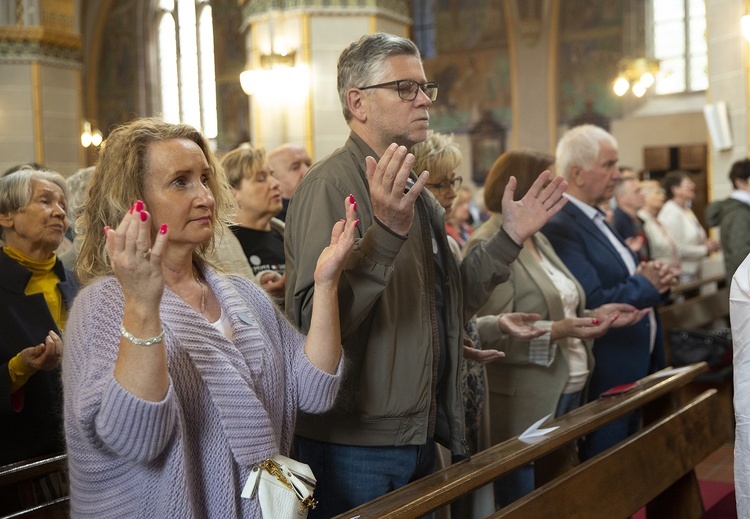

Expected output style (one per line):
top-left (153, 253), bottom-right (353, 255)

top-left (613, 207), bottom-right (650, 262)
top-left (706, 197), bottom-right (750, 285)
top-left (0, 248), bottom-right (78, 465)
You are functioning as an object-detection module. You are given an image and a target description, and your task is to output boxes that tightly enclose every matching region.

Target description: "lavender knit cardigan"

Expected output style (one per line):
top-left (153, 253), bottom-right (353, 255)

top-left (63, 268), bottom-right (341, 518)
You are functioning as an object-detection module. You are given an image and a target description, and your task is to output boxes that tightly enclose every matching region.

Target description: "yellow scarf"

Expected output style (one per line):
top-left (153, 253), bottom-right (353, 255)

top-left (4, 246), bottom-right (67, 331)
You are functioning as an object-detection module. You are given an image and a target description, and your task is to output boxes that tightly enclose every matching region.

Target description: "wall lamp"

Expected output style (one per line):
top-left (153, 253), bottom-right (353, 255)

top-left (80, 120), bottom-right (103, 148)
top-left (240, 50), bottom-right (309, 101)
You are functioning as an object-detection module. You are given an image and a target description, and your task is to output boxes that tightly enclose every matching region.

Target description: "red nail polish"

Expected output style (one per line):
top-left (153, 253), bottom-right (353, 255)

top-left (140, 210), bottom-right (147, 222)
top-left (129, 204), bottom-right (134, 214)
top-left (349, 194), bottom-right (355, 204)
top-left (353, 201), bottom-right (357, 212)
top-left (355, 219), bottom-right (360, 228)
top-left (592, 319), bottom-right (600, 325)
top-left (160, 224), bottom-right (168, 234)
top-left (136, 200), bottom-right (144, 212)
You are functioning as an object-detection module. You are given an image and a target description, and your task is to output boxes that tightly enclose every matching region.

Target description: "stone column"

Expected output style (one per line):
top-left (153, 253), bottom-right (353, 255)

top-left (0, 0), bottom-right (83, 175)
top-left (503, 0), bottom-right (558, 153)
top-left (240, 0), bottom-right (410, 160)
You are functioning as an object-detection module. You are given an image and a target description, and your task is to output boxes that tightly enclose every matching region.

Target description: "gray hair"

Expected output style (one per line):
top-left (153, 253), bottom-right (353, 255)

top-left (0, 167), bottom-right (69, 240)
top-left (337, 32), bottom-right (421, 122)
top-left (613, 176), bottom-right (637, 199)
top-left (555, 124), bottom-right (617, 180)
top-left (66, 166), bottom-right (95, 217)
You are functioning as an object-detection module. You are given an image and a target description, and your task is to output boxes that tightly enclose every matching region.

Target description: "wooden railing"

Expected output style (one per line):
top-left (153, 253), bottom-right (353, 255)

top-left (334, 362), bottom-right (729, 518)
top-left (0, 454), bottom-right (68, 518)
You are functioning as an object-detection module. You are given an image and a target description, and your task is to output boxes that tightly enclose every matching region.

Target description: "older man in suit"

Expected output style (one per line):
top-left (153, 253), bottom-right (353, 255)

top-left (541, 124), bottom-right (675, 459)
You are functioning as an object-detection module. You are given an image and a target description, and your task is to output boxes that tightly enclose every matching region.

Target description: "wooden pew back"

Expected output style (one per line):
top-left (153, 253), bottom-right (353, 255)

top-left (492, 389), bottom-right (725, 519)
top-left (0, 454), bottom-right (69, 518)
top-left (333, 363), bottom-right (725, 518)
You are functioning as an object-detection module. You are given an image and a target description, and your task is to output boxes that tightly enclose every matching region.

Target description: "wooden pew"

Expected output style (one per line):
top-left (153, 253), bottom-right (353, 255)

top-left (333, 363), bottom-right (730, 518)
top-left (659, 285), bottom-right (729, 335)
top-left (492, 389), bottom-right (725, 519)
top-left (0, 454), bottom-right (69, 518)
top-left (658, 276), bottom-right (731, 384)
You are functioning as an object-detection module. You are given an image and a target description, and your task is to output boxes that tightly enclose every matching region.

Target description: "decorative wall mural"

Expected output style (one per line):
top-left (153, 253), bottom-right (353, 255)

top-left (97, 1), bottom-right (139, 134)
top-left (421, 0), bottom-right (510, 134)
top-left (557, 0), bottom-right (624, 123)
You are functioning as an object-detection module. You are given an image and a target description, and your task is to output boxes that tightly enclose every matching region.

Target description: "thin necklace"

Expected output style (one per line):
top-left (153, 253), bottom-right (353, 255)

top-left (195, 274), bottom-right (206, 315)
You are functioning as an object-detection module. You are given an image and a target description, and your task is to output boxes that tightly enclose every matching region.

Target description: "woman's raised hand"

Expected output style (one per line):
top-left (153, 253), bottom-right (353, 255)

top-left (313, 195), bottom-right (359, 288)
top-left (104, 200), bottom-right (169, 311)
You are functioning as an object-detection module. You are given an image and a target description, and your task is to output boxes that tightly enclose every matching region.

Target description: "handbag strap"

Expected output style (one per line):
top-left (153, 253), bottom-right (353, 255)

top-left (252, 457), bottom-right (318, 511)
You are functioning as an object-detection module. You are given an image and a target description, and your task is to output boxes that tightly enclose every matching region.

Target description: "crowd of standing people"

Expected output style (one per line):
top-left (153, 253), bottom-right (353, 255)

top-left (1, 30), bottom-right (745, 519)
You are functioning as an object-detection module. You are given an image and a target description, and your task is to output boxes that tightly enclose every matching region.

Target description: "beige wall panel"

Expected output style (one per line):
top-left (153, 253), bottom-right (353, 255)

top-left (374, 18), bottom-right (408, 38)
top-left (0, 64), bottom-right (35, 171)
top-left (611, 111), bottom-right (706, 171)
top-left (309, 15), bottom-right (370, 159)
top-left (41, 65), bottom-right (81, 174)
top-left (705, 0), bottom-right (747, 203)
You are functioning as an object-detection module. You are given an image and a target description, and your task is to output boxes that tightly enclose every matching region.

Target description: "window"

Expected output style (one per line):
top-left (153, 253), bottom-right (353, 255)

top-left (157, 0), bottom-right (218, 138)
top-left (651, 0), bottom-right (707, 95)
top-left (411, 0), bottom-right (436, 59)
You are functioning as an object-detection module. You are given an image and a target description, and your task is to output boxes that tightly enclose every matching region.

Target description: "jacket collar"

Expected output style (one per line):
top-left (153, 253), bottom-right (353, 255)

top-left (561, 202), bottom-right (631, 271)
top-left (0, 248), bottom-right (77, 306)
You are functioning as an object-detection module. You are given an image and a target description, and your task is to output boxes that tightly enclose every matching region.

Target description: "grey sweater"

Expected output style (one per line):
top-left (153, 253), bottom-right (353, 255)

top-left (63, 268), bottom-right (341, 518)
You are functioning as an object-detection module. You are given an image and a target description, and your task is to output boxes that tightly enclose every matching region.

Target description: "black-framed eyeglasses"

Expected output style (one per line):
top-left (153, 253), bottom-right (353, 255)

top-left (358, 79), bottom-right (439, 101)
top-left (426, 176), bottom-right (462, 193)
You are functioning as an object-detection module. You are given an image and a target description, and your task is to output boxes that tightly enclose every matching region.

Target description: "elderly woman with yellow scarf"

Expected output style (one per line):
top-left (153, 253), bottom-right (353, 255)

top-left (0, 167), bottom-right (76, 466)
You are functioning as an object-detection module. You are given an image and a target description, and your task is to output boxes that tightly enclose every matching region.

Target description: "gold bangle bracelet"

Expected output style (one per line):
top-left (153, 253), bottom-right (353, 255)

top-left (120, 325), bottom-right (165, 346)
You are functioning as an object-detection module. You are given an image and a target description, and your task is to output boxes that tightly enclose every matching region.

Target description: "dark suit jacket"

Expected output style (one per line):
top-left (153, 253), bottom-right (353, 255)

top-left (613, 207), bottom-right (650, 262)
top-left (0, 248), bottom-right (78, 464)
top-left (541, 202), bottom-right (665, 400)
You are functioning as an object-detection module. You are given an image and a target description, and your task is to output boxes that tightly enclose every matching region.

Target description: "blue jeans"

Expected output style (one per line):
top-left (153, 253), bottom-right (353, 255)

top-left (495, 391), bottom-right (583, 509)
top-left (494, 465), bottom-right (535, 509)
top-left (580, 409), bottom-right (642, 461)
top-left (555, 390), bottom-right (583, 417)
top-left (294, 435), bottom-right (436, 519)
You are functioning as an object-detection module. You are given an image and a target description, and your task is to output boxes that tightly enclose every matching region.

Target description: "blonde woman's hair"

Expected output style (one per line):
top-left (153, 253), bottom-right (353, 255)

top-left (75, 117), bottom-right (236, 285)
top-left (220, 143), bottom-right (268, 189)
top-left (411, 130), bottom-right (462, 177)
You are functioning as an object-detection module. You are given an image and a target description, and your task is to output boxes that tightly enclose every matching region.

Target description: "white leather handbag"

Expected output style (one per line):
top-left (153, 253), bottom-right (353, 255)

top-left (241, 455), bottom-right (317, 518)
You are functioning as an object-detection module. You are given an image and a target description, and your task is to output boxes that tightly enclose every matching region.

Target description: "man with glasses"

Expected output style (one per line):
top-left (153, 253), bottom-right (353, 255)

top-left (284, 32), bottom-right (567, 517)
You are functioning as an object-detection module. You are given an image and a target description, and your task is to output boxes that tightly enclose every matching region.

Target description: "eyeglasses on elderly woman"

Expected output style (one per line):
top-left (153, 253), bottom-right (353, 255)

top-left (426, 176), bottom-right (462, 194)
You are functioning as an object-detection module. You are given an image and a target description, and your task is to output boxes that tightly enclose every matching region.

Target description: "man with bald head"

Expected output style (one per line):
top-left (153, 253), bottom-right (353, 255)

top-left (541, 124), bottom-right (675, 459)
top-left (268, 143), bottom-right (312, 221)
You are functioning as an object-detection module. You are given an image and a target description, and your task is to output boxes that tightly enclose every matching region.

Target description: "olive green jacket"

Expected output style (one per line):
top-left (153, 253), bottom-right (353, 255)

top-left (284, 133), bottom-right (520, 455)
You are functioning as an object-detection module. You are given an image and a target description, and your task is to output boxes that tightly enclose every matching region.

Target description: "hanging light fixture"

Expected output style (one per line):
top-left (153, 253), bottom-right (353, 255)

top-left (612, 57), bottom-right (660, 97)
